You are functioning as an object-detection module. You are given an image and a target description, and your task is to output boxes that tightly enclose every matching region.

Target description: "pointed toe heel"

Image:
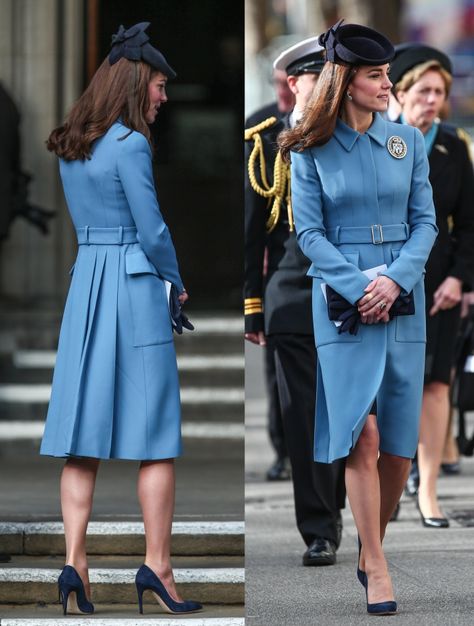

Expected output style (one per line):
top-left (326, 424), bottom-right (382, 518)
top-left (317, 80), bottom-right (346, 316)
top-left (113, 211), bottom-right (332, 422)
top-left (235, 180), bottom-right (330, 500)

top-left (57, 565), bottom-right (94, 615)
top-left (367, 600), bottom-right (398, 615)
top-left (135, 564), bottom-right (202, 614)
top-left (417, 500), bottom-right (450, 528)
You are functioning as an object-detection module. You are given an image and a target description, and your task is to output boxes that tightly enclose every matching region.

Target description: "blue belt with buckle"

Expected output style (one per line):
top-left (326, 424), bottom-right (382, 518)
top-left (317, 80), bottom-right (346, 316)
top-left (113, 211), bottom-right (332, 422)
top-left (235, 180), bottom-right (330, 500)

top-left (76, 226), bottom-right (139, 245)
top-left (325, 223), bottom-right (410, 245)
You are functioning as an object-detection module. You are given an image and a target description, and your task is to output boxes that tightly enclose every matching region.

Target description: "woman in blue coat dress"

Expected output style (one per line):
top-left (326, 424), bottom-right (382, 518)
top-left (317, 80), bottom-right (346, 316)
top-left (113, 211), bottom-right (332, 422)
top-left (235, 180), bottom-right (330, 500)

top-left (280, 21), bottom-right (438, 615)
top-left (40, 23), bottom-right (201, 616)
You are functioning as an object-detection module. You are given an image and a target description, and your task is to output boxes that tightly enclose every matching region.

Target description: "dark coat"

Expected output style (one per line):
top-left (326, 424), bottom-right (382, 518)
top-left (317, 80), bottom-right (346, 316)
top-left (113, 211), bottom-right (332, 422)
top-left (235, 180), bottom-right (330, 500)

top-left (424, 123), bottom-right (474, 294)
top-left (244, 113), bottom-right (313, 335)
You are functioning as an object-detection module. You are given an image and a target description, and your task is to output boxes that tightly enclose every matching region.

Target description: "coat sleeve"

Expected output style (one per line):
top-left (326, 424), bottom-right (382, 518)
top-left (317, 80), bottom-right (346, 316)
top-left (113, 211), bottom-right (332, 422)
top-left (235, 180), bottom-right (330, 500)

top-left (117, 131), bottom-right (184, 293)
top-left (381, 127), bottom-right (438, 293)
top-left (291, 148), bottom-right (370, 305)
top-left (244, 140), bottom-right (266, 333)
top-left (448, 134), bottom-right (474, 289)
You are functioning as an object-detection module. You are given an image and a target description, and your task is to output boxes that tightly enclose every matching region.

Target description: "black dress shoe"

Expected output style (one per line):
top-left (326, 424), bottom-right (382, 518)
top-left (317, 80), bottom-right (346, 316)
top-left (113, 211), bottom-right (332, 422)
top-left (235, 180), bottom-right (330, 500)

top-left (417, 500), bottom-right (449, 528)
top-left (303, 538), bottom-right (336, 566)
top-left (0, 553), bottom-right (11, 563)
top-left (266, 457), bottom-right (291, 481)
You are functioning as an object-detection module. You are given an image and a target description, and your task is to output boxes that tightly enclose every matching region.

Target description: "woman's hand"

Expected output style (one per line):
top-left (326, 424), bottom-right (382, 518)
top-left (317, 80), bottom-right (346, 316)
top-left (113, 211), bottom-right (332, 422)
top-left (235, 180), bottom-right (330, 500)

top-left (179, 290), bottom-right (189, 305)
top-left (358, 276), bottom-right (401, 321)
top-left (429, 276), bottom-right (462, 316)
top-left (360, 311), bottom-right (390, 325)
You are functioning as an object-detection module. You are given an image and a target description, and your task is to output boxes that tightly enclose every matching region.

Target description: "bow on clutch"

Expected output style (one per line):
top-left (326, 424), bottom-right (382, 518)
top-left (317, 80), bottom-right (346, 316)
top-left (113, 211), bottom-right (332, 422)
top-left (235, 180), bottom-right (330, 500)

top-left (169, 284), bottom-right (194, 335)
top-left (326, 286), bottom-right (415, 335)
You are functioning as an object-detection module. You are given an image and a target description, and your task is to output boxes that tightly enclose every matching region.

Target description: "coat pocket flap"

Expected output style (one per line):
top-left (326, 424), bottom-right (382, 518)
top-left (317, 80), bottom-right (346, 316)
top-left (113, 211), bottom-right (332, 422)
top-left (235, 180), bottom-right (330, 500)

top-left (125, 251), bottom-right (159, 276)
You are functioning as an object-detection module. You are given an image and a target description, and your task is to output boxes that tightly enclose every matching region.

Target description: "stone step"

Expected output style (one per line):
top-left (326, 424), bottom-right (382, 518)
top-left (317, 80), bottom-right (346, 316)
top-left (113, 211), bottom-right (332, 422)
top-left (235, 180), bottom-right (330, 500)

top-left (0, 353), bottom-right (244, 387)
top-left (0, 565), bottom-right (244, 605)
top-left (0, 607), bottom-right (245, 625)
top-left (0, 386), bottom-right (244, 424)
top-left (1, 521), bottom-right (244, 556)
top-left (0, 314), bottom-right (243, 353)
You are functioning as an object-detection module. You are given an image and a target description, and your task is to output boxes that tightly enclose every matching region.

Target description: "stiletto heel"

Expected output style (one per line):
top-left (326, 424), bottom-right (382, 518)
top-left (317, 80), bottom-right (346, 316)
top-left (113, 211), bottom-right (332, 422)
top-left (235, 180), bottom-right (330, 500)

top-left (135, 564), bottom-right (202, 614)
top-left (57, 565), bottom-right (94, 615)
top-left (357, 536), bottom-right (367, 588)
top-left (137, 583), bottom-right (144, 615)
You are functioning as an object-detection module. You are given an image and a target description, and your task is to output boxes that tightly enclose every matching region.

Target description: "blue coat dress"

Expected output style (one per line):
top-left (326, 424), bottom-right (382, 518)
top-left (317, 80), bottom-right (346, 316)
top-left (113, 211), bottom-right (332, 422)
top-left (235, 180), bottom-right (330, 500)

top-left (291, 113), bottom-right (438, 464)
top-left (40, 121), bottom-right (184, 460)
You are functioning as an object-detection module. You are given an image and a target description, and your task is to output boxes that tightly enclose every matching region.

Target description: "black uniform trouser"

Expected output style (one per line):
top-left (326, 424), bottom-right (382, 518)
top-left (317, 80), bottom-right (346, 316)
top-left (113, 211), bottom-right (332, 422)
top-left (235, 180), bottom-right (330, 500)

top-left (264, 341), bottom-right (287, 460)
top-left (268, 333), bottom-right (346, 547)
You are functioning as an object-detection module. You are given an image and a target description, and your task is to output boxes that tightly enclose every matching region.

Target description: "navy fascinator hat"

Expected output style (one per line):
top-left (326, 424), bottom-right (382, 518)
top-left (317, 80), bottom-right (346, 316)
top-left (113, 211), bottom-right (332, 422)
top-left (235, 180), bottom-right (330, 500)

top-left (318, 19), bottom-right (394, 66)
top-left (109, 22), bottom-right (177, 79)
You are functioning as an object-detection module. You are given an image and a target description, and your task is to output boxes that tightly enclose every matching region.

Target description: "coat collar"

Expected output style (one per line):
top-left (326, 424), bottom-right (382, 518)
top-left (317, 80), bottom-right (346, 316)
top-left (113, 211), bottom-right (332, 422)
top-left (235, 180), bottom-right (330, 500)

top-left (334, 113), bottom-right (387, 151)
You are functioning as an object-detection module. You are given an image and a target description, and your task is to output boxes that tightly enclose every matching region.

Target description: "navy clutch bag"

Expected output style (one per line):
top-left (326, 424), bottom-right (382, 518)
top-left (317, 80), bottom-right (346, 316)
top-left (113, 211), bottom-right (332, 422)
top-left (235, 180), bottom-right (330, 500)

top-left (168, 284), bottom-right (194, 334)
top-left (326, 286), bottom-right (414, 335)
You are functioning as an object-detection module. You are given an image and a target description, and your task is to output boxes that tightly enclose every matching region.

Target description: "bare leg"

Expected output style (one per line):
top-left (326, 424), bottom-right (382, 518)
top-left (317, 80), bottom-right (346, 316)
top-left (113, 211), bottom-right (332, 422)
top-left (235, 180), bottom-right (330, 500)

top-left (61, 457), bottom-right (100, 600)
top-left (418, 382), bottom-right (450, 518)
top-left (378, 452), bottom-right (411, 540)
top-left (345, 415), bottom-right (394, 605)
top-left (441, 405), bottom-right (459, 464)
top-left (138, 459), bottom-right (182, 602)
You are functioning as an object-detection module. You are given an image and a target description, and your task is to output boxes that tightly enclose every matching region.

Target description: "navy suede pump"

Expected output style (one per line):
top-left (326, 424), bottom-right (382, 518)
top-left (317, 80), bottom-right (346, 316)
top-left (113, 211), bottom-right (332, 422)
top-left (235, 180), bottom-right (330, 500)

top-left (358, 538), bottom-right (397, 615)
top-left (364, 571), bottom-right (398, 615)
top-left (135, 564), bottom-right (202, 614)
top-left (58, 565), bottom-right (94, 615)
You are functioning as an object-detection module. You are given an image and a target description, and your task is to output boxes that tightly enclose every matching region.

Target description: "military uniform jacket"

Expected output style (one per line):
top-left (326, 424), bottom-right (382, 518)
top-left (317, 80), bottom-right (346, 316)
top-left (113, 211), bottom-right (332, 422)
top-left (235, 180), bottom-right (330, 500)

top-left (245, 114), bottom-right (313, 335)
top-left (291, 114), bottom-right (438, 463)
top-left (423, 122), bottom-right (474, 294)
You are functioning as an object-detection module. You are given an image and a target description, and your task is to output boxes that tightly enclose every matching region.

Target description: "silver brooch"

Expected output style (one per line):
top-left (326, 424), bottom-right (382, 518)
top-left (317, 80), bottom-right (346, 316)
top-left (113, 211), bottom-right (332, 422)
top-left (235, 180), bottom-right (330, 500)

top-left (387, 136), bottom-right (407, 159)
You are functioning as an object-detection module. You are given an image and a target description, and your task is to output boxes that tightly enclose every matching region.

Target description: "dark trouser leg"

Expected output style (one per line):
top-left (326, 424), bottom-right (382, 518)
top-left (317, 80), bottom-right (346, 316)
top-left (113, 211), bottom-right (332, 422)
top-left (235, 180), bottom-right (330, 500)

top-left (265, 336), bottom-right (287, 460)
top-left (273, 333), bottom-right (346, 547)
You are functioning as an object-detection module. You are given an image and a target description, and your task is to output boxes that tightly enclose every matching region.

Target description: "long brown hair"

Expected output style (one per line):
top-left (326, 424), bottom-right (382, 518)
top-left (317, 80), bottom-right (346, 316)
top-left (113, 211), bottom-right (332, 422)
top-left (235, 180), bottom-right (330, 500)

top-left (47, 57), bottom-right (155, 160)
top-left (279, 62), bottom-right (354, 160)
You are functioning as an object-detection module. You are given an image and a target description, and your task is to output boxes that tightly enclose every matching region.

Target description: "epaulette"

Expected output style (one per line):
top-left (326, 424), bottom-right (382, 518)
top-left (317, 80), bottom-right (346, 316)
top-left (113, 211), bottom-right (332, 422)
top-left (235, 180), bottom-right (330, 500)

top-left (245, 116), bottom-right (293, 232)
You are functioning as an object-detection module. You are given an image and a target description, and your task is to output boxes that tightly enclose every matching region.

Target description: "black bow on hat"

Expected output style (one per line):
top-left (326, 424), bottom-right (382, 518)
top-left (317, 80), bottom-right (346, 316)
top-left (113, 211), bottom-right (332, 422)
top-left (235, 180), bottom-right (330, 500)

top-left (318, 18), bottom-right (394, 66)
top-left (109, 22), bottom-right (177, 79)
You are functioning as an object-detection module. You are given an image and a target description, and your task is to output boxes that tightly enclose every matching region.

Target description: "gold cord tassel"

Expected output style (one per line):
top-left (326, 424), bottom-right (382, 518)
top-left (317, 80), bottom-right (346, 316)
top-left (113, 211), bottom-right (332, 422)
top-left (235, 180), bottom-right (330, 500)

top-left (245, 117), bottom-right (292, 233)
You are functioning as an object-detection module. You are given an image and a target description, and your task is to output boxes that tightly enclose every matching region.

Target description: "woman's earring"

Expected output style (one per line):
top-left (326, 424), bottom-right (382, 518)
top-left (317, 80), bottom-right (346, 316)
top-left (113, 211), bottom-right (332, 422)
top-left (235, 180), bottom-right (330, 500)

top-left (346, 92), bottom-right (353, 101)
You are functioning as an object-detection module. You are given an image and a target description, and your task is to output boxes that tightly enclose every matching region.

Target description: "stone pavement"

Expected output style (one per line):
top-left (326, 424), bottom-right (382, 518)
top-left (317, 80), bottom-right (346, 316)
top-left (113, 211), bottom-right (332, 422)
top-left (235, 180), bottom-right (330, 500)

top-left (245, 342), bottom-right (474, 626)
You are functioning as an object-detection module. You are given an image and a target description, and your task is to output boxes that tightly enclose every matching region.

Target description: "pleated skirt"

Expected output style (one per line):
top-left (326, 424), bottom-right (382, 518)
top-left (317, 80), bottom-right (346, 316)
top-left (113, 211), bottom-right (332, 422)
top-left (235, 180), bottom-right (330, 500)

top-left (40, 242), bottom-right (182, 460)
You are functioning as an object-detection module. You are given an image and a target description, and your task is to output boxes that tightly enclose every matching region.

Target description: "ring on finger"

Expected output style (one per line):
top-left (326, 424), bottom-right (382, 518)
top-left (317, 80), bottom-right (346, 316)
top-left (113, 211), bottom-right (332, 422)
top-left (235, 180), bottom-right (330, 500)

top-left (378, 301), bottom-right (387, 311)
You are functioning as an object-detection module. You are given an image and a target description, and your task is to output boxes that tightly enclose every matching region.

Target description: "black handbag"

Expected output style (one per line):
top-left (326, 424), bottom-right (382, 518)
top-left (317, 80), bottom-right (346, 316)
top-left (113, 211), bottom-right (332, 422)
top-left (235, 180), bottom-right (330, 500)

top-left (168, 284), bottom-right (194, 334)
top-left (326, 286), bottom-right (414, 335)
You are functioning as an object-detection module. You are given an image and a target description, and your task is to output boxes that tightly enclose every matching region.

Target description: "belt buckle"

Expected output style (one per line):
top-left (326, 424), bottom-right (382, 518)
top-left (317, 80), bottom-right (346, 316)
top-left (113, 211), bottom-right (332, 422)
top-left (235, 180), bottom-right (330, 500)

top-left (371, 224), bottom-right (384, 245)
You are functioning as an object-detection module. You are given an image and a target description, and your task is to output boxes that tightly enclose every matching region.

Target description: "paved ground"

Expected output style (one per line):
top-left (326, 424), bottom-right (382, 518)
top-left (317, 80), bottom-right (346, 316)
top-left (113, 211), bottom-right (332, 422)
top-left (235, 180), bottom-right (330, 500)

top-left (245, 342), bottom-right (474, 626)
